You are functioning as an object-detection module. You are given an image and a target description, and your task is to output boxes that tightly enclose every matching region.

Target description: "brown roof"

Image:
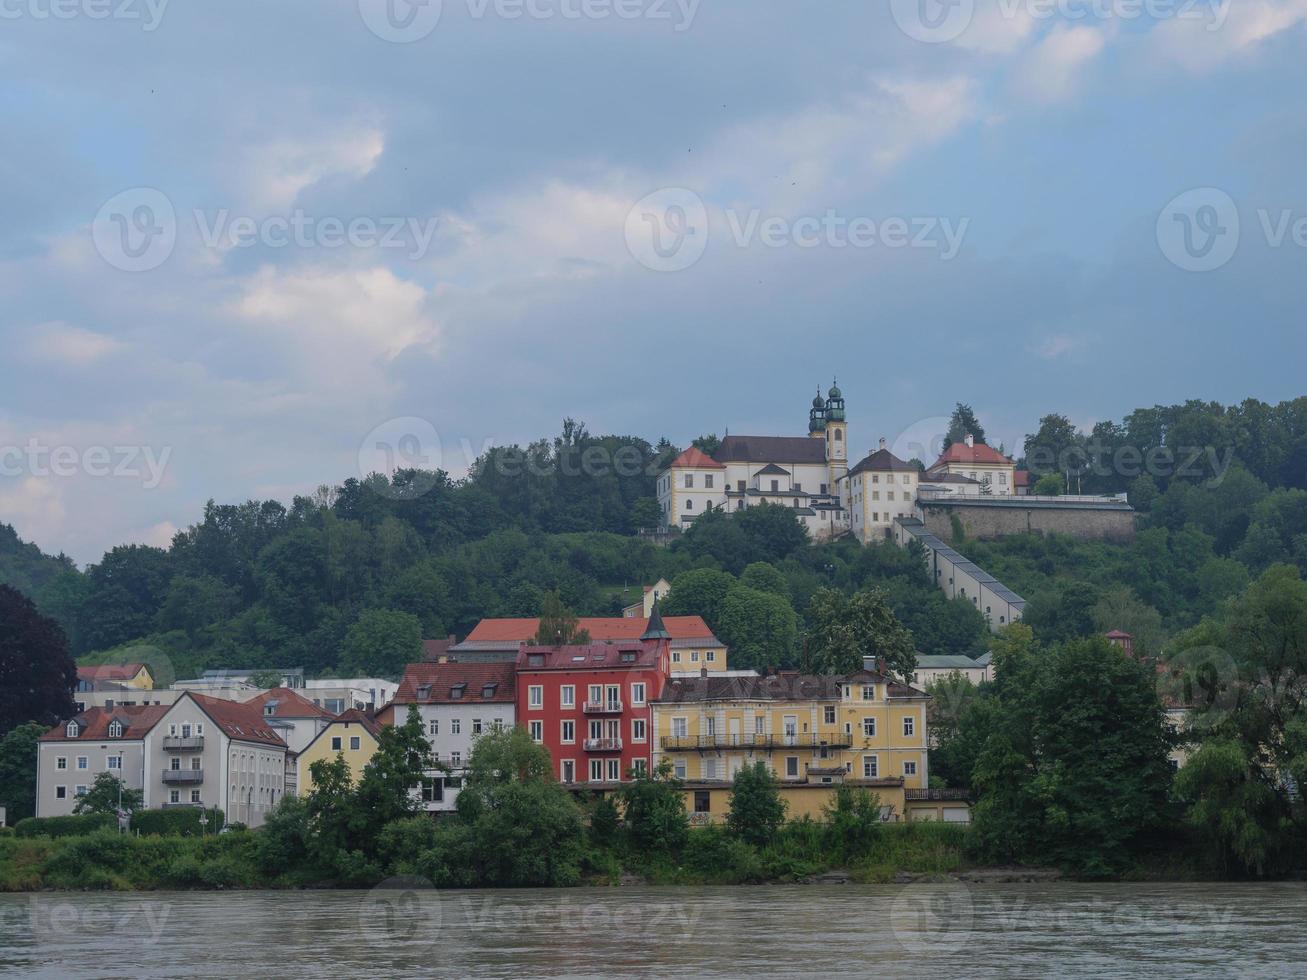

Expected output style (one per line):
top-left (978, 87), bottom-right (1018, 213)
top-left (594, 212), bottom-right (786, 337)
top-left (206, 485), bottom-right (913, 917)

top-left (188, 693), bottom-right (288, 747)
top-left (654, 670), bottom-right (926, 704)
top-left (422, 636), bottom-right (458, 661)
top-left (517, 639), bottom-right (666, 671)
top-left (333, 707), bottom-right (384, 737)
top-left (845, 448), bottom-right (916, 477)
top-left (391, 662), bottom-right (517, 704)
top-left (40, 704), bottom-right (171, 741)
top-left (714, 435), bottom-right (827, 465)
top-left (464, 615), bottom-right (717, 645)
top-left (77, 663), bottom-right (148, 682)
top-left (245, 687), bottom-right (335, 719)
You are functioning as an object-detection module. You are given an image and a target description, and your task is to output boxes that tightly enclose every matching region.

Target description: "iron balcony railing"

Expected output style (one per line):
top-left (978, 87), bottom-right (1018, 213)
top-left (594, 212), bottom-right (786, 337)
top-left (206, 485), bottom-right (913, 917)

top-left (661, 732), bottom-right (854, 751)
top-left (162, 736), bottom-right (205, 751)
top-left (583, 737), bottom-right (623, 752)
top-left (162, 769), bottom-right (204, 784)
top-left (582, 701), bottom-right (624, 714)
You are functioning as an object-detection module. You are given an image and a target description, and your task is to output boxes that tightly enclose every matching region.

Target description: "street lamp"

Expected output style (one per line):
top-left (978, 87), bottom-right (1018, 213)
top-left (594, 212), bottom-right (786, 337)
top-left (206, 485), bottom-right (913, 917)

top-left (198, 811), bottom-right (209, 836)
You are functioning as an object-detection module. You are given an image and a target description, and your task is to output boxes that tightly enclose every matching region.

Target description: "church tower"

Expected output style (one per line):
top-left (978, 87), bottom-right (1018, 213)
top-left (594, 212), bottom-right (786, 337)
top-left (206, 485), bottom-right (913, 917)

top-left (824, 380), bottom-right (848, 484)
top-left (808, 387), bottom-right (826, 438)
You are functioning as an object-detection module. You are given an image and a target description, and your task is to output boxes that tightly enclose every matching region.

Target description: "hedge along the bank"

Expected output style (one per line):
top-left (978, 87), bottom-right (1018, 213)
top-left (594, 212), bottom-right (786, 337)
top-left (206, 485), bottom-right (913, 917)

top-left (130, 807), bottom-right (225, 837)
top-left (13, 813), bottom-right (115, 838)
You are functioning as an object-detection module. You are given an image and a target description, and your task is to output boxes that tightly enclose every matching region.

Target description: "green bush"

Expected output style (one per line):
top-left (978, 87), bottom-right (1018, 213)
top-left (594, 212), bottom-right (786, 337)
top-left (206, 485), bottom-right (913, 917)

top-left (13, 813), bottom-right (114, 838)
top-left (131, 807), bottom-right (224, 837)
top-left (682, 826), bottom-right (764, 883)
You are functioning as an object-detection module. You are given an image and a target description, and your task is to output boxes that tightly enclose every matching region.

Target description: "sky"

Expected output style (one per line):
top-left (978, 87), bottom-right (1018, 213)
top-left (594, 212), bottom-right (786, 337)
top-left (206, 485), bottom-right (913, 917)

top-left (2, 0), bottom-right (1306, 565)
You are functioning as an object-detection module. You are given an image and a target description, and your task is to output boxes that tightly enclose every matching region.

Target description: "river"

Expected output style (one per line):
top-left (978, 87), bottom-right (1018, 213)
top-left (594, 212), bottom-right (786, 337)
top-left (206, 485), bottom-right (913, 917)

top-left (3, 881), bottom-right (1306, 977)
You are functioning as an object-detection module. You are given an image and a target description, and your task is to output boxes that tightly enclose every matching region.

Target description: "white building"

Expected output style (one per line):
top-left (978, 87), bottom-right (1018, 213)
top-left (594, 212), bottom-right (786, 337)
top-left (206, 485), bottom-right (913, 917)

top-left (924, 434), bottom-right (1017, 495)
top-left (842, 439), bottom-right (920, 544)
top-left (894, 518), bottom-right (1026, 630)
top-left (378, 662), bottom-right (516, 812)
top-left (244, 687), bottom-right (336, 753)
top-left (657, 383), bottom-right (851, 539)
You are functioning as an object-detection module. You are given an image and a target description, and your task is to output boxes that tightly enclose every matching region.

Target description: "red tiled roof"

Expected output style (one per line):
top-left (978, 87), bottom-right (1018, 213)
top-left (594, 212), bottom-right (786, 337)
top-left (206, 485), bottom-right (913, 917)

top-left (392, 662), bottom-right (517, 704)
top-left (465, 615), bottom-right (716, 644)
top-left (667, 446), bottom-right (725, 469)
top-left (930, 442), bottom-right (1013, 468)
top-left (245, 687), bottom-right (335, 719)
top-left (40, 704), bottom-right (170, 741)
top-left (334, 707), bottom-right (384, 737)
top-left (422, 636), bottom-right (457, 661)
top-left (1014, 470), bottom-right (1032, 487)
top-left (77, 663), bottom-right (148, 682)
top-left (517, 639), bottom-right (666, 671)
top-left (189, 693), bottom-right (288, 747)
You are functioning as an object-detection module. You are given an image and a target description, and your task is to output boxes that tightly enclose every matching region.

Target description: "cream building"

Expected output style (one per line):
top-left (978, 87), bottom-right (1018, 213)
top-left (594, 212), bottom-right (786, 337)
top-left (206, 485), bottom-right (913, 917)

top-left (924, 433), bottom-right (1017, 496)
top-left (842, 439), bottom-right (920, 543)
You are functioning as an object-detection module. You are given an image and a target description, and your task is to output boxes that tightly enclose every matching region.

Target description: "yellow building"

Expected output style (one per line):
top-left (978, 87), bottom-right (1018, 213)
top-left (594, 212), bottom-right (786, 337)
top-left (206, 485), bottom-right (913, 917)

top-left (295, 709), bottom-right (382, 794)
top-left (651, 670), bottom-right (931, 823)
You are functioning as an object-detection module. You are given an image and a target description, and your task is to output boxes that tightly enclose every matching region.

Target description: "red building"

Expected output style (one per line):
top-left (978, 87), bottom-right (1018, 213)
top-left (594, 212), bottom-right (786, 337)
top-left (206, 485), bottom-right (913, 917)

top-left (514, 615), bottom-right (671, 786)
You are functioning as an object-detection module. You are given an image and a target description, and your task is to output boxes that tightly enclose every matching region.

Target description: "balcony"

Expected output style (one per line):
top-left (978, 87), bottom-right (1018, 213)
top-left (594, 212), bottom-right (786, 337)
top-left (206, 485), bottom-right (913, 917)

top-left (162, 736), bottom-right (204, 751)
top-left (162, 769), bottom-right (204, 784)
top-left (661, 732), bottom-right (854, 752)
top-left (582, 701), bottom-right (624, 714)
top-left (583, 737), bottom-right (623, 752)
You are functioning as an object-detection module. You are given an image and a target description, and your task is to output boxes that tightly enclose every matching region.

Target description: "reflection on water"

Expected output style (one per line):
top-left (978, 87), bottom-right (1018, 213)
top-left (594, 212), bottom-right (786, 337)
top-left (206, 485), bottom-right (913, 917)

top-left (2, 882), bottom-right (1306, 978)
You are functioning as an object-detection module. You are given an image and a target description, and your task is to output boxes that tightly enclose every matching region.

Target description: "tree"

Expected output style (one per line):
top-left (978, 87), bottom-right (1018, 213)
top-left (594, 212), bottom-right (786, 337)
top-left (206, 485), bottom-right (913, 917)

top-left (802, 587), bottom-right (916, 679)
top-left (339, 609), bottom-right (423, 677)
top-left (617, 759), bottom-right (687, 852)
top-left (663, 568), bottom-right (736, 627)
top-left (691, 433), bottom-right (722, 457)
top-left (715, 584), bottom-right (798, 671)
top-left (629, 497), bottom-right (661, 531)
top-left (0, 584), bottom-right (76, 735)
top-left (727, 762), bottom-right (787, 848)
top-left (73, 771), bottom-right (143, 815)
top-left (0, 721), bottom-right (46, 821)
top-left (1024, 414), bottom-right (1081, 479)
top-left (969, 634), bottom-right (1173, 876)
top-left (1032, 472), bottom-right (1065, 496)
top-left (944, 403), bottom-right (986, 449)
top-left (355, 705), bottom-right (435, 829)
top-left (533, 590), bottom-right (591, 646)
top-left (822, 786), bottom-right (883, 862)
top-left (248, 669), bottom-right (283, 689)
top-left (739, 562), bottom-right (789, 599)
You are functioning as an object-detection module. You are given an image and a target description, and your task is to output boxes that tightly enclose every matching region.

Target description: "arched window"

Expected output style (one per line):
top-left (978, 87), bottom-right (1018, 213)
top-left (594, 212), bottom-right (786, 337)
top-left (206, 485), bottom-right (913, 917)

top-left (66, 721), bottom-right (79, 738)
top-left (834, 429), bottom-right (842, 441)
top-left (108, 720), bottom-right (123, 738)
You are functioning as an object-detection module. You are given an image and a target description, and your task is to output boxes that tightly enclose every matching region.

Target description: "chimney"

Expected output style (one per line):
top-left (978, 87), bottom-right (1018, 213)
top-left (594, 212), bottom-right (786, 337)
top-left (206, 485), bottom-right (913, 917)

top-left (964, 433), bottom-right (974, 448)
top-left (879, 437), bottom-right (886, 451)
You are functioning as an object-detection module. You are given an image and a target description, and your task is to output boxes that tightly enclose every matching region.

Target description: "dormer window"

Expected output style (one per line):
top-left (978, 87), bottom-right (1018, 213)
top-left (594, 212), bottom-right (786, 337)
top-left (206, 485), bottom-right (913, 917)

top-left (416, 684), bottom-right (432, 700)
top-left (66, 721), bottom-right (79, 738)
top-left (529, 655), bottom-right (545, 667)
top-left (108, 720), bottom-right (123, 738)
top-left (481, 684), bottom-right (497, 699)
top-left (449, 683), bottom-right (466, 700)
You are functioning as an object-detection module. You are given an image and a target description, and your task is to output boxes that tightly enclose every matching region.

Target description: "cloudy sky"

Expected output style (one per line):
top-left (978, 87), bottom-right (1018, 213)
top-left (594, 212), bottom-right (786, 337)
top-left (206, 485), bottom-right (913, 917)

top-left (2, 0), bottom-right (1306, 564)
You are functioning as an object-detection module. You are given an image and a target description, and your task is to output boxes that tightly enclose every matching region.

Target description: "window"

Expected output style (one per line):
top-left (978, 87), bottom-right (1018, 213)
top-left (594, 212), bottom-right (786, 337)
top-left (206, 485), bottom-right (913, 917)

top-left (169, 790), bottom-right (180, 804)
top-left (632, 758), bottom-right (647, 777)
top-left (56, 756), bottom-right (67, 770)
top-left (472, 718), bottom-right (483, 735)
top-left (561, 720), bottom-right (575, 743)
top-left (66, 721), bottom-right (80, 738)
top-left (190, 756), bottom-right (201, 770)
top-left (561, 685), bottom-right (575, 708)
top-left (903, 717), bottom-right (915, 737)
top-left (191, 789), bottom-right (202, 803)
top-left (861, 685), bottom-right (874, 700)
top-left (529, 720), bottom-right (543, 742)
top-left (705, 474), bottom-right (714, 488)
top-left (671, 651), bottom-right (681, 663)
top-left (529, 686), bottom-right (543, 709)
top-left (331, 737), bottom-right (342, 751)
top-left (428, 720), bottom-right (439, 736)
top-left (685, 499), bottom-right (693, 510)
top-left (785, 757), bottom-right (799, 778)
top-left (823, 706), bottom-right (836, 724)
top-left (671, 717), bottom-right (688, 739)
top-left (631, 682), bottom-right (646, 706)
top-left (588, 719), bottom-right (602, 739)
top-left (862, 717), bottom-right (876, 738)
top-left (451, 751), bottom-right (461, 766)
top-left (863, 755), bottom-right (878, 778)
top-left (632, 719), bottom-right (646, 742)
top-left (770, 479), bottom-right (779, 492)
top-left (606, 758), bottom-right (620, 781)
top-left (673, 759), bottom-right (687, 780)
top-left (108, 720), bottom-right (123, 738)
top-left (325, 699), bottom-right (345, 714)
top-left (77, 756), bottom-right (87, 770)
top-left (350, 736), bottom-right (361, 750)
top-left (451, 718), bottom-right (461, 735)
top-left (55, 785), bottom-right (67, 799)
top-left (903, 761), bottom-right (918, 776)
top-left (561, 759), bottom-right (576, 783)
top-left (694, 790), bottom-right (711, 813)
top-left (706, 651), bottom-right (715, 662)
top-left (590, 759), bottom-right (603, 781)
top-left (684, 474), bottom-right (694, 488)
top-left (690, 651), bottom-right (699, 662)
top-left (754, 715), bottom-right (765, 735)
